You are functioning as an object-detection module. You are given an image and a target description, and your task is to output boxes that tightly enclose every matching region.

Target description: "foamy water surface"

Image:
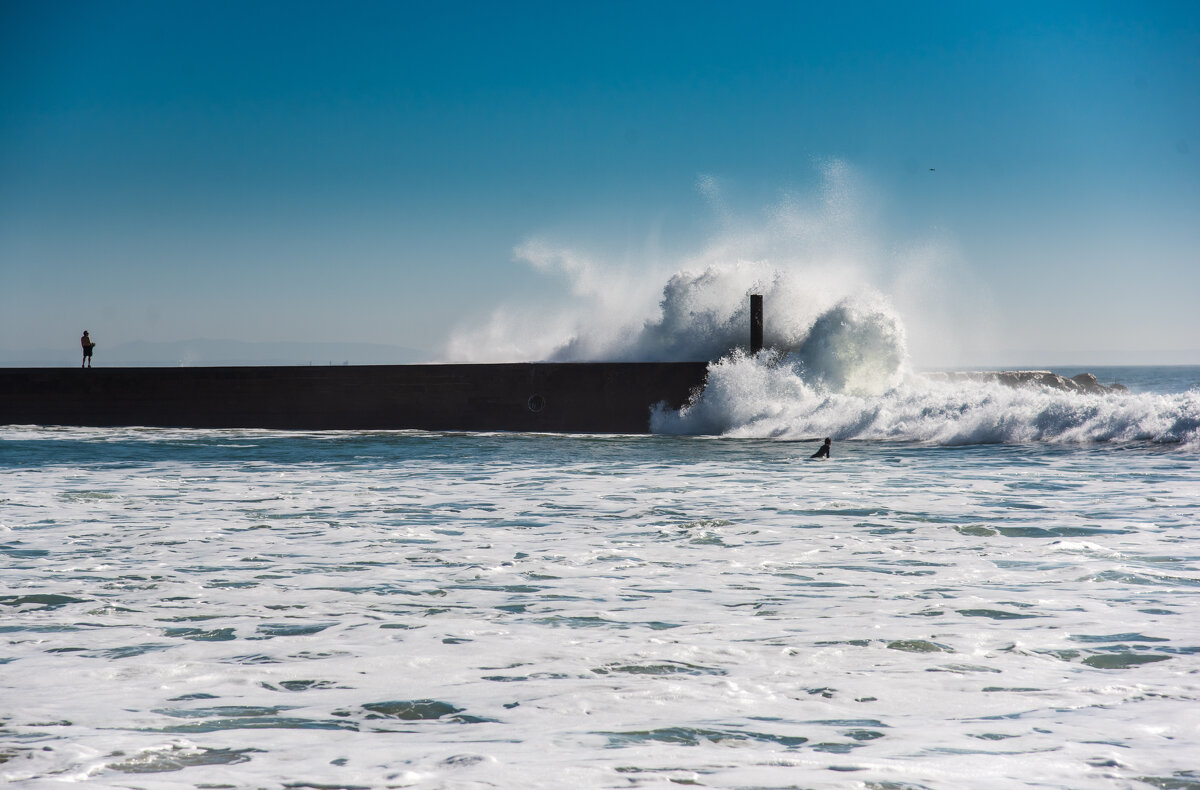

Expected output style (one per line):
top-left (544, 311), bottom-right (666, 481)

top-left (2, 368), bottom-right (1199, 789)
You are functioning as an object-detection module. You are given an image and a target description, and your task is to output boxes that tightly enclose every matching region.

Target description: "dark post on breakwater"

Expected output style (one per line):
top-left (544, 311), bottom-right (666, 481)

top-left (750, 294), bottom-right (764, 355)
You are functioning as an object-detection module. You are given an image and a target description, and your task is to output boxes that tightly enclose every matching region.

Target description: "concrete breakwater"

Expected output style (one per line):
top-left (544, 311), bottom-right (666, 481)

top-left (0, 363), bottom-right (709, 433)
top-left (0, 363), bottom-right (1123, 433)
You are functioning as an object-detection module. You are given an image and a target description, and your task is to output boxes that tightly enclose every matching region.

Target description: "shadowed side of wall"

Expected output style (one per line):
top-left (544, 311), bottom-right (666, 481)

top-left (0, 363), bottom-right (710, 433)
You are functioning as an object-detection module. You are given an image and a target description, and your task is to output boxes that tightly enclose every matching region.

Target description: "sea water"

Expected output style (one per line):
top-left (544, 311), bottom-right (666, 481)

top-left (1, 365), bottom-right (1198, 789)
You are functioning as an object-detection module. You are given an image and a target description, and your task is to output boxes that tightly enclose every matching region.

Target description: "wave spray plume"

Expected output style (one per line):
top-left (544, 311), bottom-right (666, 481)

top-left (448, 163), bottom-right (1198, 445)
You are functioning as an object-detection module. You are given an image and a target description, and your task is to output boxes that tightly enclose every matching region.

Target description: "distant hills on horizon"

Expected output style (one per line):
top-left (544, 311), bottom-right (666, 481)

top-left (0, 339), bottom-right (430, 367)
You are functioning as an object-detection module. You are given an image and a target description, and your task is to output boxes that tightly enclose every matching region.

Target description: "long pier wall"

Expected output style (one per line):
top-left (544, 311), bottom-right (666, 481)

top-left (0, 363), bottom-right (710, 433)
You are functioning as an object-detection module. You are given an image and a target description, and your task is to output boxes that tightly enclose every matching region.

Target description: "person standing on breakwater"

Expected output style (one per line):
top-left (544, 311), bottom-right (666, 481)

top-left (80, 331), bottom-right (95, 368)
top-left (810, 437), bottom-right (831, 459)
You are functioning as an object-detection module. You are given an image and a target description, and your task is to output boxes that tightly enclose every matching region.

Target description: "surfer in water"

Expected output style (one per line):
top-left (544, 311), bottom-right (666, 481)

top-left (810, 437), bottom-right (831, 459)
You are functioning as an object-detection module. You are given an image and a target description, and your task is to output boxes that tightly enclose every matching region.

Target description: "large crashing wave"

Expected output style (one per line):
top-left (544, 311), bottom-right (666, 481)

top-left (651, 355), bottom-right (1200, 445)
top-left (446, 161), bottom-right (891, 366)
top-left (550, 262), bottom-right (909, 389)
top-left (447, 164), bottom-right (1198, 446)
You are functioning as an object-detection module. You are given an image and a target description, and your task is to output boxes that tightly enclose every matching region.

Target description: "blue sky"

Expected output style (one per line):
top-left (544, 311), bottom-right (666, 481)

top-left (2, 0), bottom-right (1197, 366)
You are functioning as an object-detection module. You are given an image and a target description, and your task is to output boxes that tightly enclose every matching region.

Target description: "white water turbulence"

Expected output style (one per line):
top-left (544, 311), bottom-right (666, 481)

top-left (653, 359), bottom-right (1200, 446)
top-left (450, 164), bottom-right (1199, 446)
top-left (3, 425), bottom-right (1200, 789)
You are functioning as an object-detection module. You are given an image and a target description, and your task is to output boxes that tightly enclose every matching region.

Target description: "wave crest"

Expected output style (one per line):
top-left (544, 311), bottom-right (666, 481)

top-left (791, 299), bottom-right (907, 396)
top-left (652, 357), bottom-right (1200, 445)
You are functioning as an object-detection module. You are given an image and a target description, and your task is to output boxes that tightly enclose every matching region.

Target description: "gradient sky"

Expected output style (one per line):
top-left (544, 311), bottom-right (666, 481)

top-left (2, 0), bottom-right (1198, 366)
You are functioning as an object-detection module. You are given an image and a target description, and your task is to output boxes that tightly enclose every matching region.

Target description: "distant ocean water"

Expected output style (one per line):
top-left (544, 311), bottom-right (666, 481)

top-left (2, 365), bottom-right (1198, 789)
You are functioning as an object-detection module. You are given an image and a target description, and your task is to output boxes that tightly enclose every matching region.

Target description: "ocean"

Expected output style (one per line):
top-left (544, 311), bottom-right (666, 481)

top-left (2, 364), bottom-right (1198, 789)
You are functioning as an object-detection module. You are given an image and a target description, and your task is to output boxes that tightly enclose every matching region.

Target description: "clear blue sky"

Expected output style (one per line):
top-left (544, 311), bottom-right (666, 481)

top-left (2, 0), bottom-right (1197, 366)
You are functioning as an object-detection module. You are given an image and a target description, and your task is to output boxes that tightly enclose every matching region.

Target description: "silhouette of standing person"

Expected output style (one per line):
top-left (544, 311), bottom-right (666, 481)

top-left (810, 437), bottom-right (831, 459)
top-left (81, 331), bottom-right (95, 368)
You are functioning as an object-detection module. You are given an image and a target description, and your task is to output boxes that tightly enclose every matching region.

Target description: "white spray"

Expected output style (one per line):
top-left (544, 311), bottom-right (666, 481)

top-left (448, 161), bottom-right (903, 365)
top-left (446, 163), bottom-right (1198, 445)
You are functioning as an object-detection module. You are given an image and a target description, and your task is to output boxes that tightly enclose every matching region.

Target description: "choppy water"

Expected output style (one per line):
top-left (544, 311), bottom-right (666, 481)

top-left (2, 368), bottom-right (1199, 789)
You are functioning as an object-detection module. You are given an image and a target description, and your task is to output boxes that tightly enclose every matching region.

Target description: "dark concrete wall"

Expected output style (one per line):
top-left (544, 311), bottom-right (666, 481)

top-left (0, 363), bottom-right (709, 433)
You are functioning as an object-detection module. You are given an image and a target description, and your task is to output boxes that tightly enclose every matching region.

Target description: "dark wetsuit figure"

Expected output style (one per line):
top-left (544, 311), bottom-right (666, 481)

top-left (810, 437), bottom-right (831, 459)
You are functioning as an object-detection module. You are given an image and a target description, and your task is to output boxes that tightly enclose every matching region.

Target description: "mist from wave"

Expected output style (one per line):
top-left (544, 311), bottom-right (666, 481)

top-left (447, 163), bottom-right (1196, 446)
top-left (446, 161), bottom-right (909, 367)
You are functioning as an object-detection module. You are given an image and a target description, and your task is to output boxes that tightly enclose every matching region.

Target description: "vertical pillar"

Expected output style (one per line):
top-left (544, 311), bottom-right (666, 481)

top-left (750, 294), bottom-right (763, 355)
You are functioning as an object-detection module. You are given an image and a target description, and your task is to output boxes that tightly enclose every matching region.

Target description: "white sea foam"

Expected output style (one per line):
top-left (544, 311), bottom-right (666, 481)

top-left (2, 427), bottom-right (1198, 788)
top-left (653, 355), bottom-right (1200, 444)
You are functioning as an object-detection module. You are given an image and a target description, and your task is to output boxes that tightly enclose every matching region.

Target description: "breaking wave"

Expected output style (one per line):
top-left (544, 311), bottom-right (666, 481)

top-left (651, 355), bottom-right (1200, 445)
top-left (446, 161), bottom-right (901, 367)
top-left (449, 162), bottom-right (1198, 446)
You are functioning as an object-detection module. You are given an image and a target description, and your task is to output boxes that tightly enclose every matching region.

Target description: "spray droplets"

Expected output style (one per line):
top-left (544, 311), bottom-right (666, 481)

top-left (447, 161), bottom-right (894, 365)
